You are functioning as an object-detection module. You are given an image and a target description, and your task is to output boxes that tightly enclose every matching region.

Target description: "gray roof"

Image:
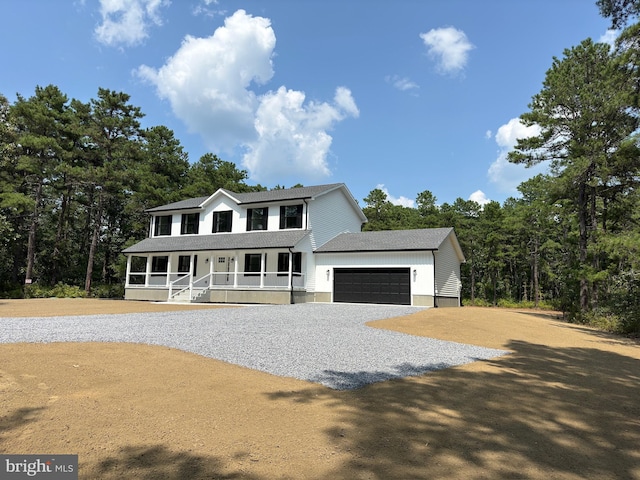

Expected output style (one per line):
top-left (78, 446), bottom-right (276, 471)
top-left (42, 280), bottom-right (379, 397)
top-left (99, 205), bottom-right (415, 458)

top-left (146, 183), bottom-right (346, 213)
top-left (146, 196), bottom-right (208, 213)
top-left (123, 230), bottom-right (310, 254)
top-left (315, 228), bottom-right (454, 253)
top-left (222, 183), bottom-right (345, 204)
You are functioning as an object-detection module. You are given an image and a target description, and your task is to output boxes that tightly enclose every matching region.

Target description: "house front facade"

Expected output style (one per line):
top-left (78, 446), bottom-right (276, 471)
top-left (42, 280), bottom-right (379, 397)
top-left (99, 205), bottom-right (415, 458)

top-left (123, 183), bottom-right (465, 306)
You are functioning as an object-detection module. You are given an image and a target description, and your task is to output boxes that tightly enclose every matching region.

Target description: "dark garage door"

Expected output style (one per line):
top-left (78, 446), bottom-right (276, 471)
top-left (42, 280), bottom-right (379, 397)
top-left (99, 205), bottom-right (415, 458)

top-left (333, 268), bottom-right (411, 305)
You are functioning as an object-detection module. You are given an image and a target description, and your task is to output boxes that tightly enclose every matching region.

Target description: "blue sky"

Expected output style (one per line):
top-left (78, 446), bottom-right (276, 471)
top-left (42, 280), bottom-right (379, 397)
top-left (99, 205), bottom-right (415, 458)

top-left (0, 0), bottom-right (615, 207)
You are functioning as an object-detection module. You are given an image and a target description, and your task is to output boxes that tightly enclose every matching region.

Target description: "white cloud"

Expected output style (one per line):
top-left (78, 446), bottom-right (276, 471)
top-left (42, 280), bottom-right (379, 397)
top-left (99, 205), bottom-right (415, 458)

top-left (137, 9), bottom-right (358, 183)
top-left (599, 29), bottom-right (619, 47)
top-left (419, 26), bottom-right (474, 75)
top-left (469, 190), bottom-right (490, 206)
top-left (242, 86), bottom-right (359, 182)
top-left (376, 184), bottom-right (415, 208)
top-left (488, 118), bottom-right (546, 193)
top-left (485, 129), bottom-right (492, 139)
top-left (192, 0), bottom-right (224, 17)
top-left (95, 0), bottom-right (169, 47)
top-left (385, 75), bottom-right (419, 92)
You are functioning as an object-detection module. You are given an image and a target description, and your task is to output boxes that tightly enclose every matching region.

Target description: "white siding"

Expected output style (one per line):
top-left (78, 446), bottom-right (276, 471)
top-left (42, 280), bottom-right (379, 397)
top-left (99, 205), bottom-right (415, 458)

top-left (435, 233), bottom-right (462, 298)
top-left (308, 189), bottom-right (363, 249)
top-left (202, 197), bottom-right (243, 234)
top-left (313, 252), bottom-right (434, 298)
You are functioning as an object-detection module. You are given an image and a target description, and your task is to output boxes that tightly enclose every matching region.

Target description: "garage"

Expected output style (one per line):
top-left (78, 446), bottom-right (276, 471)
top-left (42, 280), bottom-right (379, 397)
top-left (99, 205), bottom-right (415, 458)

top-left (333, 268), bottom-right (411, 305)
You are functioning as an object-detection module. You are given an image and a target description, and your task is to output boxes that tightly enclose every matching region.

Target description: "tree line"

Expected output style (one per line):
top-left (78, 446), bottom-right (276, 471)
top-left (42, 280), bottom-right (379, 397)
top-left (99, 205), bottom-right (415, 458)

top-left (0, 1), bottom-right (638, 334)
top-left (0, 86), bottom-right (261, 296)
top-left (362, 1), bottom-right (640, 334)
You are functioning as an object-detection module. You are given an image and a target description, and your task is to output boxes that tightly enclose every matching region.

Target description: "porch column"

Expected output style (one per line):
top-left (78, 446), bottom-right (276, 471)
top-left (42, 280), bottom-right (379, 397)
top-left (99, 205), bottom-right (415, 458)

top-left (233, 253), bottom-right (239, 288)
top-left (166, 255), bottom-right (173, 287)
top-left (288, 251), bottom-right (293, 288)
top-left (125, 255), bottom-right (132, 287)
top-left (145, 256), bottom-right (152, 287)
top-left (260, 252), bottom-right (265, 288)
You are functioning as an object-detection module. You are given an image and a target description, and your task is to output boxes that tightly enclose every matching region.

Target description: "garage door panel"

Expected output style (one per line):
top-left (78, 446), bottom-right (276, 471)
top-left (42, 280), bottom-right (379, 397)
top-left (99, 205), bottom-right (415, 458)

top-left (334, 268), bottom-right (411, 305)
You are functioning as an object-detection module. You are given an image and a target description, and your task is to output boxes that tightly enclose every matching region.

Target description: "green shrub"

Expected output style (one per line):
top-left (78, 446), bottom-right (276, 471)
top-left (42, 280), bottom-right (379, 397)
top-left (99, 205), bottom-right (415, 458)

top-left (90, 284), bottom-right (125, 299)
top-left (24, 283), bottom-right (87, 299)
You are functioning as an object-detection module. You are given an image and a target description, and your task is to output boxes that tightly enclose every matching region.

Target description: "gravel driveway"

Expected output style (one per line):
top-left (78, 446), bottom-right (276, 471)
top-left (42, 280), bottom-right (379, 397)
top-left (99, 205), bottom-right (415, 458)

top-left (0, 303), bottom-right (508, 389)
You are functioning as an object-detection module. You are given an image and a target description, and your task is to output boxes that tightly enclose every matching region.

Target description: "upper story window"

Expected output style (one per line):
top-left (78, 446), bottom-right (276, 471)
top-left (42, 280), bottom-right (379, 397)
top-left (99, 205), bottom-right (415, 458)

top-left (181, 212), bottom-right (200, 235)
top-left (280, 205), bottom-right (303, 229)
top-left (246, 207), bottom-right (268, 231)
top-left (154, 215), bottom-right (172, 236)
top-left (213, 210), bottom-right (233, 233)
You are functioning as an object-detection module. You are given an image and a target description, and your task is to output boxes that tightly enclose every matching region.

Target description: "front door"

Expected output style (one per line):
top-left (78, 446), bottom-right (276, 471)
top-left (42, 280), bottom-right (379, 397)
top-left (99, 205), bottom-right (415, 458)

top-left (214, 256), bottom-right (232, 285)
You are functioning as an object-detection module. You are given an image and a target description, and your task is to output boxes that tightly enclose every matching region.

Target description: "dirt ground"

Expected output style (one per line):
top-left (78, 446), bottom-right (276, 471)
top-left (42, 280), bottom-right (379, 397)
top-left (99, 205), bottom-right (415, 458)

top-left (1, 299), bottom-right (639, 479)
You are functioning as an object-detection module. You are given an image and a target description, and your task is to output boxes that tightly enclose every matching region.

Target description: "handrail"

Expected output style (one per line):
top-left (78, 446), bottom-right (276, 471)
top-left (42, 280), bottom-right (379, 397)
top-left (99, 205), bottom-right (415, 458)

top-left (168, 273), bottom-right (191, 300)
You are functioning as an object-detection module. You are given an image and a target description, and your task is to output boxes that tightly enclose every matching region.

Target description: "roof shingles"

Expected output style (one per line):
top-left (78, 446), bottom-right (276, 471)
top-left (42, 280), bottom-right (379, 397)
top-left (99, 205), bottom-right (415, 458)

top-left (123, 230), bottom-right (310, 254)
top-left (315, 228), bottom-right (454, 253)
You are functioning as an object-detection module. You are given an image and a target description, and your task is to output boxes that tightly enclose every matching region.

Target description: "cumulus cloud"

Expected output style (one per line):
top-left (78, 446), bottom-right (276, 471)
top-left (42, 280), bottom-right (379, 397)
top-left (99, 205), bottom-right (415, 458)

top-left (385, 75), bottom-right (419, 93)
top-left (487, 118), bottom-right (546, 193)
top-left (137, 10), bottom-right (275, 149)
top-left (469, 190), bottom-right (490, 206)
top-left (243, 86), bottom-right (359, 182)
top-left (95, 0), bottom-right (169, 47)
top-left (419, 26), bottom-right (474, 75)
top-left (137, 9), bottom-right (358, 183)
top-left (193, 0), bottom-right (224, 17)
top-left (376, 184), bottom-right (415, 208)
top-left (599, 29), bottom-right (619, 48)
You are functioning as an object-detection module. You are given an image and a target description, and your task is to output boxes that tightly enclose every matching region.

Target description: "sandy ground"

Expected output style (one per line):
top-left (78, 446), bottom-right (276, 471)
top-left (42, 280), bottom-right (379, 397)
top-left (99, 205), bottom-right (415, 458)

top-left (1, 299), bottom-right (639, 479)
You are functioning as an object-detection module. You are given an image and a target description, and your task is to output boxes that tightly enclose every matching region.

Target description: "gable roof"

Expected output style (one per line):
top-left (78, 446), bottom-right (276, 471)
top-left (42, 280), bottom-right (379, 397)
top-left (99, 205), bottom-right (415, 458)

top-left (145, 183), bottom-right (348, 213)
top-left (123, 230), bottom-right (310, 254)
top-left (146, 196), bottom-right (208, 213)
top-left (315, 228), bottom-right (456, 253)
top-left (221, 183), bottom-right (346, 204)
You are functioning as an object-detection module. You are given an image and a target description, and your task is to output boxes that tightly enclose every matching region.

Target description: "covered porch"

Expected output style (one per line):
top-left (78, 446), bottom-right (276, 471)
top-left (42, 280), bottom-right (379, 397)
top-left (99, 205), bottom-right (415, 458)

top-left (122, 230), bottom-right (310, 304)
top-left (125, 249), bottom-right (305, 303)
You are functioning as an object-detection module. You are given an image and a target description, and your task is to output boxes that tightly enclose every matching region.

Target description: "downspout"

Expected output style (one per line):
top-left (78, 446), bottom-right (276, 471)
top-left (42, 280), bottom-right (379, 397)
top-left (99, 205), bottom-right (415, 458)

top-left (303, 198), bottom-right (309, 230)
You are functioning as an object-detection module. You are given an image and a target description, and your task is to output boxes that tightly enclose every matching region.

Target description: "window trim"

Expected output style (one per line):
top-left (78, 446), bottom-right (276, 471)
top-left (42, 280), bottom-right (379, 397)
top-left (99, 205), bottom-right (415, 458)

top-left (212, 210), bottom-right (233, 233)
top-left (246, 207), bottom-right (268, 231)
top-left (244, 253), bottom-right (265, 276)
top-left (279, 205), bottom-right (303, 229)
top-left (180, 212), bottom-right (200, 235)
top-left (154, 215), bottom-right (172, 236)
top-left (151, 256), bottom-right (169, 273)
top-left (277, 252), bottom-right (302, 276)
top-left (177, 255), bottom-right (191, 273)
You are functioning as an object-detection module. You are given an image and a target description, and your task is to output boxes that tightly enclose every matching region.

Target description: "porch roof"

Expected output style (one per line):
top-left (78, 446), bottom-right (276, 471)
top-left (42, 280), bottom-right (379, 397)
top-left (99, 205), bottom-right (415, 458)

top-left (123, 230), bottom-right (310, 254)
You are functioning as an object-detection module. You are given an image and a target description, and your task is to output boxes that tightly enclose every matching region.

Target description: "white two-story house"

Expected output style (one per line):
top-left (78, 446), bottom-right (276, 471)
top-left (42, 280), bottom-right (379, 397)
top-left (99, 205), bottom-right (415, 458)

top-left (123, 183), bottom-right (465, 306)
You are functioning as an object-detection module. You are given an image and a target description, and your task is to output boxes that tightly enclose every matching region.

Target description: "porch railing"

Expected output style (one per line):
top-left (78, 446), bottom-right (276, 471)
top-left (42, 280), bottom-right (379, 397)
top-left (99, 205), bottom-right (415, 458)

top-left (129, 271), bottom-right (305, 295)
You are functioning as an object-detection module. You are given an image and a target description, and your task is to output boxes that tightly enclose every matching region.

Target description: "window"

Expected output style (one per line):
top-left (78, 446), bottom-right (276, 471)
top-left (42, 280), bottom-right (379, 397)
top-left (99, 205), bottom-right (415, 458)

top-left (280, 205), bottom-right (303, 229)
top-left (151, 256), bottom-right (168, 273)
top-left (277, 252), bottom-right (302, 276)
top-left (246, 207), bottom-right (268, 231)
top-left (244, 253), bottom-right (265, 276)
top-left (213, 210), bottom-right (233, 233)
top-left (177, 255), bottom-right (191, 273)
top-left (154, 215), bottom-right (172, 236)
top-left (129, 256), bottom-right (147, 273)
top-left (128, 256), bottom-right (147, 285)
top-left (181, 212), bottom-right (200, 235)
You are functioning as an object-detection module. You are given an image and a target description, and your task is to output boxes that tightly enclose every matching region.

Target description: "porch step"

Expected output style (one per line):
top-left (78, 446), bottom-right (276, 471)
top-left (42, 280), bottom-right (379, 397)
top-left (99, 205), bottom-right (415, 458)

top-left (170, 288), bottom-right (209, 303)
top-left (170, 290), bottom-right (192, 303)
top-left (191, 289), bottom-right (209, 303)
